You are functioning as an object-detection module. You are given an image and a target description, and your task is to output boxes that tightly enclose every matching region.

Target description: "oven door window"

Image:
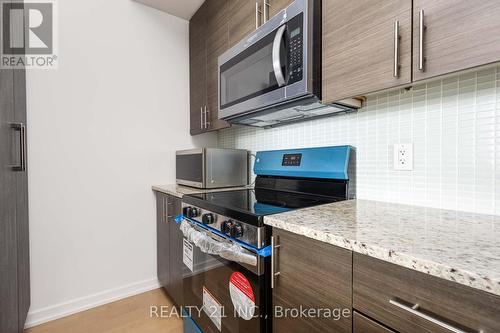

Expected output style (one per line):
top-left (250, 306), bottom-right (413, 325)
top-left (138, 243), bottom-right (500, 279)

top-left (220, 26), bottom-right (287, 110)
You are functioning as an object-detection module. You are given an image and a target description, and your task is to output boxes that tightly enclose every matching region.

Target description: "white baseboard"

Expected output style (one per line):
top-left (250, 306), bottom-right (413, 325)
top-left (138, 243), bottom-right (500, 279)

top-left (25, 277), bottom-right (161, 328)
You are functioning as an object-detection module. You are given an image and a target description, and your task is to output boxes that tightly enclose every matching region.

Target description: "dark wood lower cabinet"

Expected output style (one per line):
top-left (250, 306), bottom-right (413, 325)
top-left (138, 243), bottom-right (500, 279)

top-left (167, 197), bottom-right (183, 307)
top-left (156, 193), bottom-right (170, 288)
top-left (270, 231), bottom-right (500, 333)
top-left (272, 229), bottom-right (352, 333)
top-left (155, 192), bottom-right (183, 307)
top-left (353, 253), bottom-right (500, 333)
top-left (353, 312), bottom-right (395, 333)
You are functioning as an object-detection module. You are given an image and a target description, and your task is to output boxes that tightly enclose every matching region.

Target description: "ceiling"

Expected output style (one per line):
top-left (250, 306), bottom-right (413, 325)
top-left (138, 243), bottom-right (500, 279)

top-left (134, 0), bottom-right (205, 20)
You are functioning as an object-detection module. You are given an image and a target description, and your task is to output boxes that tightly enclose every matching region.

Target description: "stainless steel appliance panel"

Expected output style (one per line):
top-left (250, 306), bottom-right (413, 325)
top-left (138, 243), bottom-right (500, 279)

top-left (176, 148), bottom-right (249, 189)
top-left (218, 0), bottom-right (313, 120)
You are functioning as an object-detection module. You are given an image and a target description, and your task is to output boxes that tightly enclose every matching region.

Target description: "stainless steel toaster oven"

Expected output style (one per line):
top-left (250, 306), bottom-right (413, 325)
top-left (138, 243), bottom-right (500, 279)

top-left (176, 148), bottom-right (249, 189)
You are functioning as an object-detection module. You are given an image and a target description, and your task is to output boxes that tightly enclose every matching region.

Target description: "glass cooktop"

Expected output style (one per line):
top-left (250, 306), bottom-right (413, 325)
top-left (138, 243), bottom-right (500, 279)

top-left (187, 189), bottom-right (340, 217)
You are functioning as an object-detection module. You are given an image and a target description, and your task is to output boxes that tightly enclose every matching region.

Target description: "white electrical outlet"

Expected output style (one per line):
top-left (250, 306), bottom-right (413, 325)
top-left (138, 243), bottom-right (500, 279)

top-left (394, 143), bottom-right (413, 171)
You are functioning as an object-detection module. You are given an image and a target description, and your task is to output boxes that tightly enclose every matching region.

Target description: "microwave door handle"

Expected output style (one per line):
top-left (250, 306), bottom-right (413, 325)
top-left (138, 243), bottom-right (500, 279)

top-left (272, 25), bottom-right (287, 87)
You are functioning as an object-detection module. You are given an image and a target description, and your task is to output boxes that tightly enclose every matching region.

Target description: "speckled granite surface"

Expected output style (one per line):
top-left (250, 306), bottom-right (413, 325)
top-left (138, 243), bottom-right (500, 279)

top-left (152, 184), bottom-right (251, 198)
top-left (265, 199), bottom-right (500, 297)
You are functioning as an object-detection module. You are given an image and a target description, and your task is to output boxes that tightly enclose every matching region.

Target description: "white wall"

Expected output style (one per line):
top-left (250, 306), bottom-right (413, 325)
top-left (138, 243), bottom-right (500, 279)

top-left (219, 65), bottom-right (500, 216)
top-left (25, 0), bottom-right (216, 326)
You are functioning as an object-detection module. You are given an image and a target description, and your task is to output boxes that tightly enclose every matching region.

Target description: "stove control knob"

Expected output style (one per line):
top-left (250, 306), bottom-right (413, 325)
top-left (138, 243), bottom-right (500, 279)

top-left (221, 220), bottom-right (233, 235)
top-left (230, 223), bottom-right (244, 238)
top-left (184, 206), bottom-right (200, 219)
top-left (202, 213), bottom-right (215, 225)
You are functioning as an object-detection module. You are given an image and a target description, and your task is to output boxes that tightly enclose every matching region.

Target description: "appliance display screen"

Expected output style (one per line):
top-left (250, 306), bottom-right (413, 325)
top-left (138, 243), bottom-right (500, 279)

top-left (290, 27), bottom-right (301, 38)
top-left (282, 153), bottom-right (302, 166)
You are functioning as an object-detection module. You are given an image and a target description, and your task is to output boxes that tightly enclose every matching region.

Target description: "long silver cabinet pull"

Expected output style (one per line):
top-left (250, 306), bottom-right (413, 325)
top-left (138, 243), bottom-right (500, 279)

top-left (167, 200), bottom-right (173, 220)
top-left (11, 122), bottom-right (26, 172)
top-left (205, 106), bottom-right (211, 129)
top-left (200, 107), bottom-right (204, 130)
top-left (163, 197), bottom-right (167, 223)
top-left (270, 236), bottom-right (281, 288)
top-left (418, 9), bottom-right (426, 71)
top-left (389, 299), bottom-right (478, 333)
top-left (255, 2), bottom-right (262, 29)
top-left (203, 106), bottom-right (206, 129)
top-left (263, 0), bottom-right (270, 23)
top-left (393, 20), bottom-right (400, 78)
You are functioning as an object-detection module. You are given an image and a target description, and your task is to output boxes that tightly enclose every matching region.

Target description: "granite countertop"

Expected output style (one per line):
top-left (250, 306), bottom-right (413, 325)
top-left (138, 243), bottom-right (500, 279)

top-left (264, 199), bottom-right (500, 297)
top-left (152, 184), bottom-right (251, 198)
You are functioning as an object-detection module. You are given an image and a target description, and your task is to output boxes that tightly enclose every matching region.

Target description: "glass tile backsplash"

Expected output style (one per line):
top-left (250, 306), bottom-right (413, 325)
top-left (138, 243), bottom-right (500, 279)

top-left (218, 65), bottom-right (500, 215)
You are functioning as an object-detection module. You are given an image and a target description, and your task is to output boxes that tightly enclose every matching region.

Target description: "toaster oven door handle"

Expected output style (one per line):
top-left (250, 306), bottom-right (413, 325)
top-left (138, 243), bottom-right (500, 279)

top-left (272, 25), bottom-right (287, 87)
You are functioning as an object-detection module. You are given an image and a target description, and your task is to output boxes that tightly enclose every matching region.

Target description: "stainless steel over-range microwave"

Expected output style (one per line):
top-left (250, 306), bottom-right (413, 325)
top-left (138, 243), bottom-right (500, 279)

top-left (218, 0), bottom-right (360, 128)
top-left (176, 148), bottom-right (249, 189)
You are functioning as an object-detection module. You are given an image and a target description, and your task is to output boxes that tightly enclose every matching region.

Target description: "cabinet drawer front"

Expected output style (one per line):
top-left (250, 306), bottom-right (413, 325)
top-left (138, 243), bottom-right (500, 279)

top-left (353, 312), bottom-right (395, 333)
top-left (353, 254), bottom-right (500, 333)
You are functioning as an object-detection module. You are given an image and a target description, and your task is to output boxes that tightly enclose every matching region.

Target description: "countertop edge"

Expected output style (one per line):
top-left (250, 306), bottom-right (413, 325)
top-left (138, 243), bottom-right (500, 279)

top-left (151, 185), bottom-right (183, 198)
top-left (264, 216), bottom-right (500, 297)
top-left (152, 184), bottom-right (253, 199)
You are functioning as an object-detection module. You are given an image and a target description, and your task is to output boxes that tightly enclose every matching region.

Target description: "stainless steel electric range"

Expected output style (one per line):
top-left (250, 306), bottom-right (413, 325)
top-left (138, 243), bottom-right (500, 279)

top-left (179, 146), bottom-right (356, 333)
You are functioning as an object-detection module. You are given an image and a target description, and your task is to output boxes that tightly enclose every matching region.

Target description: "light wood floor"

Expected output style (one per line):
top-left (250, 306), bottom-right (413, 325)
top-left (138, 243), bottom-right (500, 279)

top-left (25, 288), bottom-right (183, 333)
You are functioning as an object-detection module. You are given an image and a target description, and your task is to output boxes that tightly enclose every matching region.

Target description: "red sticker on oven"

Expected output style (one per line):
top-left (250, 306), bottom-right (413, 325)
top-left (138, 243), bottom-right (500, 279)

top-left (229, 272), bottom-right (255, 320)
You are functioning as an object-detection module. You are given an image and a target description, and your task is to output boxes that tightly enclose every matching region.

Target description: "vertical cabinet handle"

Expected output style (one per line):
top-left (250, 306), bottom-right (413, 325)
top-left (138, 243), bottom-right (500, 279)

top-left (11, 122), bottom-right (27, 172)
top-left (166, 200), bottom-right (173, 220)
top-left (418, 9), bottom-right (426, 71)
top-left (162, 197), bottom-right (167, 223)
top-left (263, 0), bottom-right (270, 23)
top-left (393, 20), bottom-right (400, 78)
top-left (205, 106), bottom-right (210, 129)
top-left (255, 2), bottom-right (262, 29)
top-left (271, 236), bottom-right (281, 288)
top-left (200, 107), bottom-right (204, 130)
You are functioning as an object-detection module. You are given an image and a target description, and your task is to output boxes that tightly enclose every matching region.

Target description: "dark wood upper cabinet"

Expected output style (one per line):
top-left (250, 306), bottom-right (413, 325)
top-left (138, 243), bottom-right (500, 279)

top-left (322, 0), bottom-right (500, 101)
top-left (189, 1), bottom-right (230, 136)
top-left (322, 0), bottom-right (412, 103)
top-left (413, 0), bottom-right (500, 81)
top-left (229, 0), bottom-right (256, 48)
top-left (228, 0), bottom-right (292, 48)
top-left (267, 0), bottom-right (294, 18)
top-left (272, 229), bottom-right (352, 333)
top-left (189, 6), bottom-right (207, 136)
top-left (205, 0), bottom-right (230, 132)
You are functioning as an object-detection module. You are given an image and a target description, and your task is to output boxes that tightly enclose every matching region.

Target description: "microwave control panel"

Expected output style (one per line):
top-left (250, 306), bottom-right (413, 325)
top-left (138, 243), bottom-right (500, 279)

top-left (287, 13), bottom-right (304, 85)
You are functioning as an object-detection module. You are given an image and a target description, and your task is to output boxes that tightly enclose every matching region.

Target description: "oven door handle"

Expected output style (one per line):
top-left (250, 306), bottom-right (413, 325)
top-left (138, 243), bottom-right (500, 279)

top-left (272, 25), bottom-right (287, 87)
top-left (180, 220), bottom-right (258, 267)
